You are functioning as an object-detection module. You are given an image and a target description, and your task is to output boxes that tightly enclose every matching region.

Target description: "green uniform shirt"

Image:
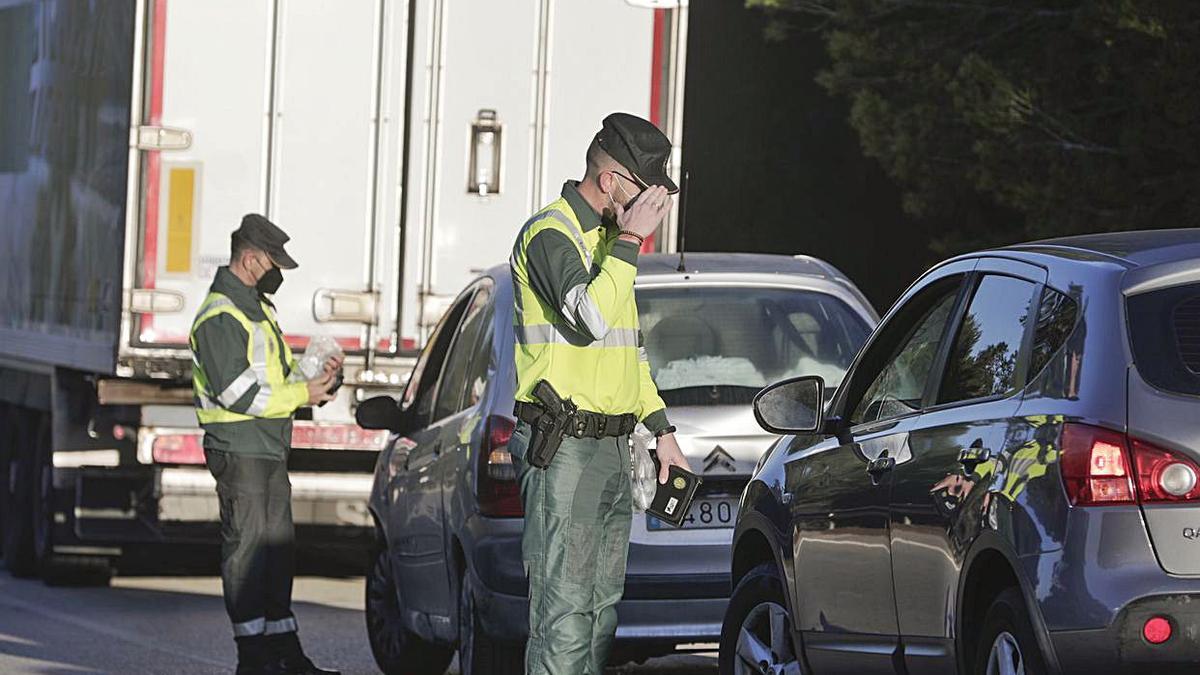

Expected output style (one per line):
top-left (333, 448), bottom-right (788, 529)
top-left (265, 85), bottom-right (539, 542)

top-left (192, 267), bottom-right (300, 458)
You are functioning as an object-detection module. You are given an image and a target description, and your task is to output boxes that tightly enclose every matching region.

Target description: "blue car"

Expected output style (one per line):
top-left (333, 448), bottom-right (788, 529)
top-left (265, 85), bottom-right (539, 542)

top-left (723, 229), bottom-right (1200, 675)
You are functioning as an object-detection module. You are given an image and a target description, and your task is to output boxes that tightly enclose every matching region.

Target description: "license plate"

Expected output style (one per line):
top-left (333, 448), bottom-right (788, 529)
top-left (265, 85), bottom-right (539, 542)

top-left (646, 496), bottom-right (738, 530)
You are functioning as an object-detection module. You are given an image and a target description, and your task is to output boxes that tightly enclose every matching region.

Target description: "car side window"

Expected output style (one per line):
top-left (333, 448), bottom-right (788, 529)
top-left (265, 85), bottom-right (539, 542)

top-left (850, 279), bottom-right (961, 425)
top-left (432, 283), bottom-right (494, 421)
top-left (936, 274), bottom-right (1037, 405)
top-left (401, 291), bottom-right (475, 426)
top-left (1028, 286), bottom-right (1077, 378)
top-left (460, 302), bottom-right (496, 410)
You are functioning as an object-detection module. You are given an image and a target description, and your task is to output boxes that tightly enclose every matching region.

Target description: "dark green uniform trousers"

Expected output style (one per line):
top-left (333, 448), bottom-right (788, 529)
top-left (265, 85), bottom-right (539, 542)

top-left (204, 449), bottom-right (299, 638)
top-left (514, 421), bottom-right (632, 675)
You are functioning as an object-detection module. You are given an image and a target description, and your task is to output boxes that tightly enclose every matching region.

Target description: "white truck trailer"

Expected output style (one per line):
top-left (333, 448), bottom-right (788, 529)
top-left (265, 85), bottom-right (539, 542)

top-left (0, 0), bottom-right (687, 582)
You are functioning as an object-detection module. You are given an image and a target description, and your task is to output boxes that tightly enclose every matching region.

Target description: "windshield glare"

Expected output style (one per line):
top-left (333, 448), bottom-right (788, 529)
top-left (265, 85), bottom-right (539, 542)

top-left (636, 286), bottom-right (870, 397)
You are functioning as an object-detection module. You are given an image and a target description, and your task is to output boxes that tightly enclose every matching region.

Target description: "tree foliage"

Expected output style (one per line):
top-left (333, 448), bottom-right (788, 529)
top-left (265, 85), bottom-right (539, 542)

top-left (749, 0), bottom-right (1200, 252)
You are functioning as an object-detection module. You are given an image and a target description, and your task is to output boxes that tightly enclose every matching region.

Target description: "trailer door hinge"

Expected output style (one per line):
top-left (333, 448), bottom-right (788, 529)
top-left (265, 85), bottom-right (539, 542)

top-left (313, 289), bottom-right (380, 324)
top-left (134, 125), bottom-right (193, 151)
top-left (127, 288), bottom-right (186, 314)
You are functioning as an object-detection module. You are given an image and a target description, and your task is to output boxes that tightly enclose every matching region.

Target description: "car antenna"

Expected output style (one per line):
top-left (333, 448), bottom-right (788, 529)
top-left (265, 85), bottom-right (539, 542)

top-left (676, 169), bottom-right (689, 273)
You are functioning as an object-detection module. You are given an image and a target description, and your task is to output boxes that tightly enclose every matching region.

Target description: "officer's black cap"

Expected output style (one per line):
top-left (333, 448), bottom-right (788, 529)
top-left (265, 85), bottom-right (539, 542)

top-left (232, 214), bottom-right (298, 269)
top-left (594, 113), bottom-right (678, 194)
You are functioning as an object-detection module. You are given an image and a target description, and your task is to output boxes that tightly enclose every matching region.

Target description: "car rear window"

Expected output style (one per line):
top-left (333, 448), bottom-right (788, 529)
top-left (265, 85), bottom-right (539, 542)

top-left (1128, 281), bottom-right (1200, 396)
top-left (635, 286), bottom-right (871, 406)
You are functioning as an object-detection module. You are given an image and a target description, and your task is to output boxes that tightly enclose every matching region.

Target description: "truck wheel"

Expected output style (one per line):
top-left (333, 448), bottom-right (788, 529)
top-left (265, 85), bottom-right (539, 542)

top-left (458, 572), bottom-right (523, 675)
top-left (3, 410), bottom-right (37, 577)
top-left (719, 562), bottom-right (804, 675)
top-left (0, 403), bottom-right (15, 557)
top-left (364, 542), bottom-right (453, 675)
top-left (973, 587), bottom-right (1046, 675)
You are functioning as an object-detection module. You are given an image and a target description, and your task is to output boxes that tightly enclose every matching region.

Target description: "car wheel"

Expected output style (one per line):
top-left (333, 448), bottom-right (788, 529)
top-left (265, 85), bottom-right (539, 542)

top-left (364, 542), bottom-right (453, 675)
top-left (3, 411), bottom-right (37, 577)
top-left (973, 587), bottom-right (1047, 675)
top-left (719, 562), bottom-right (805, 675)
top-left (458, 572), bottom-right (523, 675)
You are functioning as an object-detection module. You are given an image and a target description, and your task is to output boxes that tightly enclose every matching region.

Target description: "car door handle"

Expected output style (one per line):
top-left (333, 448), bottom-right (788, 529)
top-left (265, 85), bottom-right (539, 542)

top-left (957, 446), bottom-right (993, 471)
top-left (866, 456), bottom-right (895, 475)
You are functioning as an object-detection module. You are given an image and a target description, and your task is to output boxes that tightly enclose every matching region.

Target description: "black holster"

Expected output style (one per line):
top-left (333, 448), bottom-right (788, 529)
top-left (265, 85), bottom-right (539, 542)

top-left (521, 380), bottom-right (575, 469)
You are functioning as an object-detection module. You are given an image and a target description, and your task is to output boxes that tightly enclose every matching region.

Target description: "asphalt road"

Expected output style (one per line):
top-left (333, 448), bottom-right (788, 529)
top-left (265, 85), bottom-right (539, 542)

top-left (0, 571), bottom-right (718, 674)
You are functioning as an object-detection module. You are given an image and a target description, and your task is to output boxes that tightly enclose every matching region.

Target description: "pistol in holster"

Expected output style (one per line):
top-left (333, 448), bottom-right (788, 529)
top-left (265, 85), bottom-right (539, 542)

top-left (524, 380), bottom-right (576, 469)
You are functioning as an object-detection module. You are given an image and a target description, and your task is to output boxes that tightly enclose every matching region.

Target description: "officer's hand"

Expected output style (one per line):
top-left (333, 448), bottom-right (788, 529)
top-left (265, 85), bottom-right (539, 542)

top-left (306, 370), bottom-right (337, 406)
top-left (654, 433), bottom-right (692, 484)
top-left (616, 186), bottom-right (671, 240)
top-left (324, 355), bottom-right (344, 375)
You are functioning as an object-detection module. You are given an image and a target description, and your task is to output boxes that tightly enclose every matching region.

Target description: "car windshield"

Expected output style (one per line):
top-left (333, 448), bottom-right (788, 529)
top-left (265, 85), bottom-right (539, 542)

top-left (636, 286), bottom-right (871, 406)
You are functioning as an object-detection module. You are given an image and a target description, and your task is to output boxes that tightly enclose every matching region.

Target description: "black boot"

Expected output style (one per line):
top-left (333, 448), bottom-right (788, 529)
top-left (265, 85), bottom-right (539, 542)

top-left (236, 635), bottom-right (284, 675)
top-left (269, 633), bottom-right (340, 675)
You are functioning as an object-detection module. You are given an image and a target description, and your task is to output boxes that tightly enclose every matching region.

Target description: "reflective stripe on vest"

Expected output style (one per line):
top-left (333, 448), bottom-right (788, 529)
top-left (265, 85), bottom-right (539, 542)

top-left (190, 291), bottom-right (301, 424)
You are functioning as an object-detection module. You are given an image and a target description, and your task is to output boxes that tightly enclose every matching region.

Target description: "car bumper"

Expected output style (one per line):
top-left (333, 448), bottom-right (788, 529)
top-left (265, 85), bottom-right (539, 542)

top-left (1049, 594), bottom-right (1200, 674)
top-left (1020, 507), bottom-right (1200, 673)
top-left (65, 465), bottom-right (373, 546)
top-left (465, 515), bottom-right (732, 644)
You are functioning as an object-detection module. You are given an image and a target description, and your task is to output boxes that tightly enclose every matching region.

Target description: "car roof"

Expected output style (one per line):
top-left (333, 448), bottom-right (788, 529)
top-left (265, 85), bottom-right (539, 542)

top-left (484, 252), bottom-right (853, 283)
top-left (1002, 228), bottom-right (1200, 268)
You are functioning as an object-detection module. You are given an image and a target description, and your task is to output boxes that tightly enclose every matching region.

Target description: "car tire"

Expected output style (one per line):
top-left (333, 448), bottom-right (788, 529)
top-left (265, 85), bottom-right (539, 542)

top-left (458, 572), bottom-right (523, 675)
top-left (973, 587), bottom-right (1047, 675)
top-left (719, 562), bottom-right (805, 675)
top-left (364, 542), bottom-right (453, 675)
top-left (3, 411), bottom-right (37, 577)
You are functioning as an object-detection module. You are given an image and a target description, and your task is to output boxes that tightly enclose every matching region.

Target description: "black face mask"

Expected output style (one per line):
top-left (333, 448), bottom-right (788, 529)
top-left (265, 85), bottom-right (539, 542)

top-left (256, 267), bottom-right (283, 295)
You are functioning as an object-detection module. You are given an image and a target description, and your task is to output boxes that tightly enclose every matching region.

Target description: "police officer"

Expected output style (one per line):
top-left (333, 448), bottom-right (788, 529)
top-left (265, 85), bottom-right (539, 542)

top-left (190, 214), bottom-right (340, 675)
top-left (509, 113), bottom-right (692, 674)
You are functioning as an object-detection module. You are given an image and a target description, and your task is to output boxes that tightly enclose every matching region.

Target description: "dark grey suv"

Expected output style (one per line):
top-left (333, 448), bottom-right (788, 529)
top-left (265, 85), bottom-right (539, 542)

top-left (722, 229), bottom-right (1200, 675)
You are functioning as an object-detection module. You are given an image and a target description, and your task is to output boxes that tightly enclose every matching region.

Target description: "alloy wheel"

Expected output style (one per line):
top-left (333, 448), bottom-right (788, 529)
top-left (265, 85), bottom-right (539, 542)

top-left (734, 601), bottom-right (803, 675)
top-left (985, 631), bottom-right (1025, 675)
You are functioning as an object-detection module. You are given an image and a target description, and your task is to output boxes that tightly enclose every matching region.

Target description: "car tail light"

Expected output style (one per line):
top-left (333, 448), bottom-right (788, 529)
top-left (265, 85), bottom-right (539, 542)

top-left (478, 415), bottom-right (523, 518)
top-left (1143, 616), bottom-right (1173, 644)
top-left (1060, 424), bottom-right (1200, 506)
top-left (152, 432), bottom-right (205, 465)
top-left (1060, 424), bottom-right (1136, 505)
top-left (1131, 438), bottom-right (1200, 502)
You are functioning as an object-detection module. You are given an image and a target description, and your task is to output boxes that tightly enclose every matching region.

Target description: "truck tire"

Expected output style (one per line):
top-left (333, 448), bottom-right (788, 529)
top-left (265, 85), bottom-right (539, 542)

top-left (458, 573), bottom-right (523, 675)
top-left (365, 542), bottom-right (453, 675)
top-left (0, 403), bottom-right (15, 557)
top-left (3, 409), bottom-right (37, 577)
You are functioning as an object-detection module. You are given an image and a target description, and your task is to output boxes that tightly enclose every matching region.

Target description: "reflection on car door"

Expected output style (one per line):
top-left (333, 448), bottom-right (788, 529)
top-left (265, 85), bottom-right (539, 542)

top-left (891, 261), bottom-right (1043, 673)
top-left (791, 273), bottom-right (966, 674)
top-left (407, 280), bottom-right (495, 619)
top-left (390, 289), bottom-right (474, 620)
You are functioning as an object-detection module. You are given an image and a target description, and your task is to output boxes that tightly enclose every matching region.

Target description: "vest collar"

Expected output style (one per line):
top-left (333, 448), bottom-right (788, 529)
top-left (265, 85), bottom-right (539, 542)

top-left (211, 266), bottom-right (268, 321)
top-left (562, 181), bottom-right (606, 233)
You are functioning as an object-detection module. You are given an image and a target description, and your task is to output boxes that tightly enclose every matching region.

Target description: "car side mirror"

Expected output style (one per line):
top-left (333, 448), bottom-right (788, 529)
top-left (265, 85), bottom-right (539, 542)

top-left (355, 395), bottom-right (407, 434)
top-left (754, 376), bottom-right (825, 434)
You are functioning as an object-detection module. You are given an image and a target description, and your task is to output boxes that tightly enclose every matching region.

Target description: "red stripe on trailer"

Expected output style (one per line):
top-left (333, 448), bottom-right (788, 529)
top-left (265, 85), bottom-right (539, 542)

top-left (283, 335), bottom-right (363, 352)
top-left (643, 8), bottom-right (667, 254)
top-left (140, 0), bottom-right (168, 338)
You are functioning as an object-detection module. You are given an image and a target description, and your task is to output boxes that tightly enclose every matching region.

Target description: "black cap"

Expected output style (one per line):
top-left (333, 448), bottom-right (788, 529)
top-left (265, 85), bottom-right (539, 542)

top-left (232, 214), bottom-right (298, 269)
top-left (594, 112), bottom-right (678, 194)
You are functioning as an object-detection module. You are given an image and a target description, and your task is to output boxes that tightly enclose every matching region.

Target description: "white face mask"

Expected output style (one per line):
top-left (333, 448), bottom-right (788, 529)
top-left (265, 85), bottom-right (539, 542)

top-left (606, 176), bottom-right (637, 213)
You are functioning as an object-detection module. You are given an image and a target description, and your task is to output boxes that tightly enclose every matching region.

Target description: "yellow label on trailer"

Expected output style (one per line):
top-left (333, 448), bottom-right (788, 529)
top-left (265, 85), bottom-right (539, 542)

top-left (166, 167), bottom-right (195, 273)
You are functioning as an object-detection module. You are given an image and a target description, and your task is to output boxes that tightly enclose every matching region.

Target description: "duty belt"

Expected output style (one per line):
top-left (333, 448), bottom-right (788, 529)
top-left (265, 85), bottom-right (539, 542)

top-left (514, 401), bottom-right (637, 439)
